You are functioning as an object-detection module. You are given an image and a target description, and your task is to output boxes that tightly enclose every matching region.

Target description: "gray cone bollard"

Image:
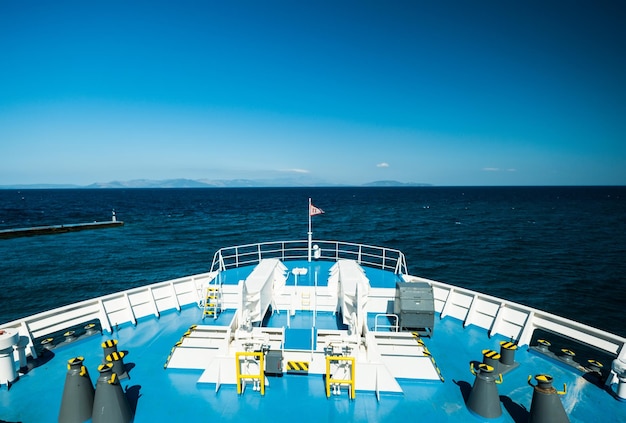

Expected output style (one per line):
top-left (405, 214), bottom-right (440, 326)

top-left (467, 362), bottom-right (503, 419)
top-left (92, 363), bottom-right (133, 423)
top-left (482, 349), bottom-right (501, 374)
top-left (102, 339), bottom-right (120, 359)
top-left (101, 339), bottom-right (129, 378)
top-left (528, 374), bottom-right (569, 423)
top-left (58, 357), bottom-right (95, 423)
top-left (106, 350), bottom-right (129, 379)
top-left (499, 341), bottom-right (517, 366)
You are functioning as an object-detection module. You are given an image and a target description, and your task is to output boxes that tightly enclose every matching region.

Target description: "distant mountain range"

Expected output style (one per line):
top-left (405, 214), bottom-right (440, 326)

top-left (0, 178), bottom-right (431, 189)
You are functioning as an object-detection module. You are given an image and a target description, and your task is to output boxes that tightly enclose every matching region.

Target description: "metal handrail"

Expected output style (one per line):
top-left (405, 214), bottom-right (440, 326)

top-left (374, 313), bottom-right (399, 332)
top-left (210, 239), bottom-right (408, 275)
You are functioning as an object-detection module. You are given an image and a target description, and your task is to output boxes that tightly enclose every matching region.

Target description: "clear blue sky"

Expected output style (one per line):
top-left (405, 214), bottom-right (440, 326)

top-left (1, 1), bottom-right (624, 186)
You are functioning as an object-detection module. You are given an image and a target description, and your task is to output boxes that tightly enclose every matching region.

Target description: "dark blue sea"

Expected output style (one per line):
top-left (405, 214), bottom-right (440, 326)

top-left (1, 187), bottom-right (625, 337)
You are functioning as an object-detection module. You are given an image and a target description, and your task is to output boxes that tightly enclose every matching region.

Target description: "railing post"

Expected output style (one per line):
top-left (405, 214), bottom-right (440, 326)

top-left (97, 300), bottom-right (113, 334)
top-left (382, 248), bottom-right (386, 270)
top-left (516, 311), bottom-right (536, 347)
top-left (20, 321), bottom-right (37, 359)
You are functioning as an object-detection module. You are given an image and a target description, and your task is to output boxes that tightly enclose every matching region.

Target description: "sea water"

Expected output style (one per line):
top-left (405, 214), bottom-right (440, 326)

top-left (1, 186), bottom-right (625, 337)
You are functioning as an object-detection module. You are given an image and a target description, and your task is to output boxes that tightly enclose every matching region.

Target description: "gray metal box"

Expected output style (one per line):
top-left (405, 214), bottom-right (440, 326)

top-left (394, 281), bottom-right (435, 335)
top-left (265, 349), bottom-right (283, 376)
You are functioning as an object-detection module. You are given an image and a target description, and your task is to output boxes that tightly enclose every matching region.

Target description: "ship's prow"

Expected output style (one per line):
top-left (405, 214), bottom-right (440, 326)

top-left (1, 240), bottom-right (624, 422)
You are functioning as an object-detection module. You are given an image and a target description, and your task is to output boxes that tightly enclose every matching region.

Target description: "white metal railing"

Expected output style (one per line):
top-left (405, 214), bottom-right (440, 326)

top-left (2, 240), bottom-right (624, 369)
top-left (210, 240), bottom-right (408, 275)
top-left (406, 275), bottom-right (626, 361)
top-left (0, 271), bottom-right (217, 359)
top-left (374, 314), bottom-right (399, 332)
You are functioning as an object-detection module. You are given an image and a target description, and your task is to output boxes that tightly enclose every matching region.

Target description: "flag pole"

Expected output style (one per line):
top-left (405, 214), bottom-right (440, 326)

top-left (308, 197), bottom-right (312, 262)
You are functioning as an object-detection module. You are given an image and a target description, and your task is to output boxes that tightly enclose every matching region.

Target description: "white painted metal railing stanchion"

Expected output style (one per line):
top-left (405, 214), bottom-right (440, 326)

top-left (313, 271), bottom-right (318, 327)
top-left (311, 327), bottom-right (315, 361)
top-left (308, 198), bottom-right (312, 262)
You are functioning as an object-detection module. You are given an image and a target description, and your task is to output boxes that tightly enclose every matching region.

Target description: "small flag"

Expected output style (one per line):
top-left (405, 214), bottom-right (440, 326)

top-left (309, 203), bottom-right (324, 216)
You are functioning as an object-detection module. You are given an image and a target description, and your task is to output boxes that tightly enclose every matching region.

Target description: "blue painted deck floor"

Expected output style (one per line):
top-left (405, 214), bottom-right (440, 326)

top-left (1, 261), bottom-right (624, 422)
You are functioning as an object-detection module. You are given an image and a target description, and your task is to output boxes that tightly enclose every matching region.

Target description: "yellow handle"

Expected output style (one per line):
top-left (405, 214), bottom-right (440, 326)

top-left (557, 383), bottom-right (567, 395)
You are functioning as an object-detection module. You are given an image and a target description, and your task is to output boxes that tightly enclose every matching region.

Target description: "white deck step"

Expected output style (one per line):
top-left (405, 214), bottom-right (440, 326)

top-left (180, 337), bottom-right (226, 348)
top-left (383, 355), bottom-right (441, 380)
top-left (165, 325), bottom-right (231, 369)
top-left (166, 346), bottom-right (223, 369)
top-left (367, 331), bottom-right (441, 381)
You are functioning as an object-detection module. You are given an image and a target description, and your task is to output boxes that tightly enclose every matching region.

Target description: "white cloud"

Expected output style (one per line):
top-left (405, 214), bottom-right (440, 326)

top-left (280, 168), bottom-right (310, 174)
top-left (376, 162), bottom-right (390, 168)
top-left (482, 167), bottom-right (517, 172)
